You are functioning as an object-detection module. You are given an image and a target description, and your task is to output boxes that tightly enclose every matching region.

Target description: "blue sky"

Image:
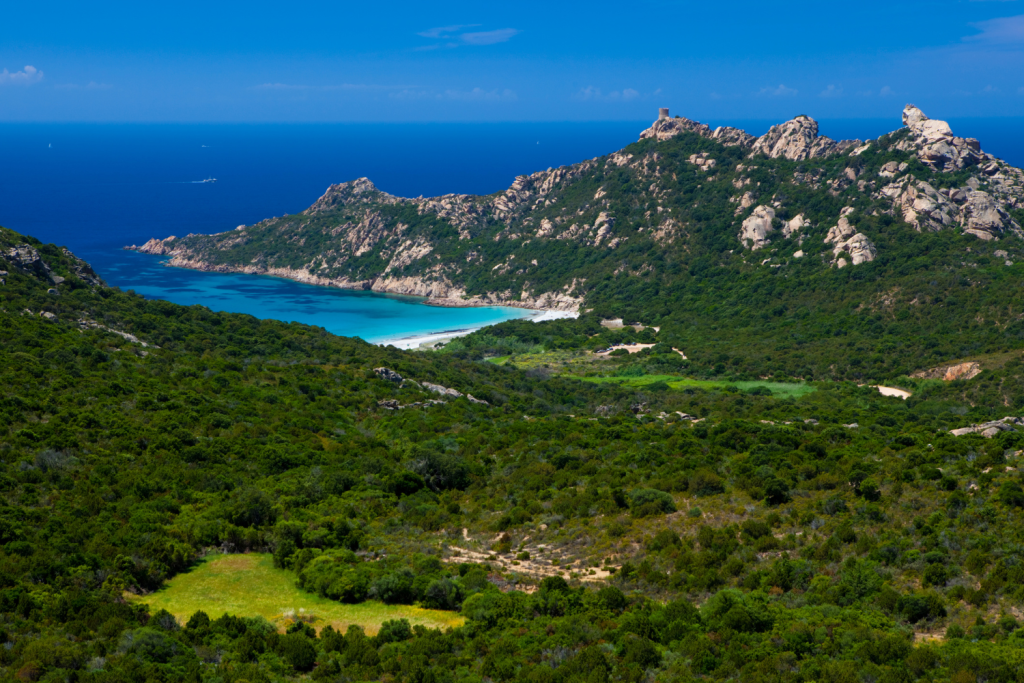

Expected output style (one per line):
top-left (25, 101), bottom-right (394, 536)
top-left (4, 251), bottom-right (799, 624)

top-left (2, 0), bottom-right (1024, 122)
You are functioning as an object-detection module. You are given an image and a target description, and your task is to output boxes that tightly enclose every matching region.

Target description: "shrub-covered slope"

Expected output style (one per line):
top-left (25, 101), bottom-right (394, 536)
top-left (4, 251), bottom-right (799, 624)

top-left (11, 225), bottom-right (1024, 681)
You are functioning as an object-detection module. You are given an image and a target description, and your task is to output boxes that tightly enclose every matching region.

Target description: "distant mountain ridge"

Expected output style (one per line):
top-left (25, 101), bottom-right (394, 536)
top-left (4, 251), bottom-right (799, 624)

top-left (129, 105), bottom-right (1024, 319)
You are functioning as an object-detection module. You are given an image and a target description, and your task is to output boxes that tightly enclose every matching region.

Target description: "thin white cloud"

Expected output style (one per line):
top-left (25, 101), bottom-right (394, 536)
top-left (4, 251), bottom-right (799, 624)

top-left (441, 87), bottom-right (517, 102)
top-left (879, 85), bottom-right (894, 96)
top-left (981, 84), bottom-right (1001, 93)
top-left (461, 28), bottom-right (519, 45)
top-left (255, 83), bottom-right (310, 90)
top-left (0, 65), bottom-right (43, 85)
top-left (574, 86), bottom-right (645, 102)
top-left (418, 24), bottom-right (479, 38)
top-left (759, 84), bottom-right (797, 97)
top-left (389, 89), bottom-right (432, 100)
top-left (965, 14), bottom-right (1024, 43)
top-left (417, 25), bottom-right (519, 48)
top-left (820, 84), bottom-right (843, 98)
top-left (253, 83), bottom-right (415, 91)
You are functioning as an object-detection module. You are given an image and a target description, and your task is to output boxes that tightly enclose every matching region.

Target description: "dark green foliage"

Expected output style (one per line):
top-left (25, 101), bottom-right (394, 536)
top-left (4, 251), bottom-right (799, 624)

top-left (278, 631), bottom-right (317, 672)
top-left (998, 481), bottom-right (1024, 507)
top-left (628, 488), bottom-right (676, 517)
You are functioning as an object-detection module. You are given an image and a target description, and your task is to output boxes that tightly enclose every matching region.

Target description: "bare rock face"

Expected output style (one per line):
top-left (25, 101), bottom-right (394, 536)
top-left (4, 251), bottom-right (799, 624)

top-left (687, 152), bottom-right (717, 172)
top-left (911, 361), bottom-right (982, 381)
top-left (962, 190), bottom-right (1022, 240)
top-left (897, 105), bottom-right (984, 172)
top-left (950, 416), bottom-right (1024, 438)
top-left (883, 179), bottom-right (957, 231)
top-left (738, 205), bottom-right (776, 250)
top-left (824, 214), bottom-right (876, 266)
top-left (374, 367), bottom-right (404, 383)
top-left (876, 172), bottom-right (1023, 238)
top-left (783, 214), bottom-right (810, 238)
top-left (593, 212), bottom-right (615, 245)
top-left (308, 177), bottom-right (387, 214)
top-left (712, 126), bottom-right (756, 148)
top-left (60, 248), bottom-right (104, 287)
top-left (3, 243), bottom-right (104, 288)
top-left (639, 116), bottom-right (754, 148)
top-left (877, 176), bottom-right (1022, 238)
top-left (5, 244), bottom-right (52, 278)
top-left (132, 236), bottom-right (179, 256)
top-left (423, 382), bottom-right (464, 398)
top-left (878, 161), bottom-right (908, 178)
top-left (750, 116), bottom-right (860, 162)
top-left (640, 116), bottom-right (714, 142)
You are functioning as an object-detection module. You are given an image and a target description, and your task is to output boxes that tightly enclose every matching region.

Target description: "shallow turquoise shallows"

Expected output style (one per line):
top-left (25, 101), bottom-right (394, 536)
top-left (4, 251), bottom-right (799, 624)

top-left (86, 249), bottom-right (533, 344)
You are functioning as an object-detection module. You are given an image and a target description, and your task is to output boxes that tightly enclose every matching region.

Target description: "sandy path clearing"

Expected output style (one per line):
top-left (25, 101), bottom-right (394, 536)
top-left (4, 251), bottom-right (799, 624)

top-left (594, 343), bottom-right (656, 356)
top-left (874, 386), bottom-right (912, 400)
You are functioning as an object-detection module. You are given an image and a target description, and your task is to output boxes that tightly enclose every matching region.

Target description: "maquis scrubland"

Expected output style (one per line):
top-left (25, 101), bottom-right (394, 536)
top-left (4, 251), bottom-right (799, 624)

top-left (4, 104), bottom-right (1024, 683)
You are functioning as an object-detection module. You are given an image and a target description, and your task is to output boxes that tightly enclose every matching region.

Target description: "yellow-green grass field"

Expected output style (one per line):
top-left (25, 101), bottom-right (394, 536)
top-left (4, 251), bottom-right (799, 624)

top-left (128, 553), bottom-right (464, 635)
top-left (577, 374), bottom-right (816, 399)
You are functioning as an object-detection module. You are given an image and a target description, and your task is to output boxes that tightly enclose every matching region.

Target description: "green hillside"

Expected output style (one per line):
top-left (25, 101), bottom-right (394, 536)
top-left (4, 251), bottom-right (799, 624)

top-left (8, 225), bottom-right (1024, 681)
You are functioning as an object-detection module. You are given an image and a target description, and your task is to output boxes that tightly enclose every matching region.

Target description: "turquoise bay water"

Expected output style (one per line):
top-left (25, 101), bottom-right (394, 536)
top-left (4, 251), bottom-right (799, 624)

top-left (86, 249), bottom-right (532, 344)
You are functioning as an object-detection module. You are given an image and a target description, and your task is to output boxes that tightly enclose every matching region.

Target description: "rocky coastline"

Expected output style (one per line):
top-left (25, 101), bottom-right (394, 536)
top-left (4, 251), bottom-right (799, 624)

top-left (124, 241), bottom-right (584, 313)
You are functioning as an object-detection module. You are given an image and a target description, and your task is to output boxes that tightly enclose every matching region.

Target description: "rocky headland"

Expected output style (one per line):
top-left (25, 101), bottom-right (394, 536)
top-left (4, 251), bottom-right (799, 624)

top-left (128, 104), bottom-right (1024, 313)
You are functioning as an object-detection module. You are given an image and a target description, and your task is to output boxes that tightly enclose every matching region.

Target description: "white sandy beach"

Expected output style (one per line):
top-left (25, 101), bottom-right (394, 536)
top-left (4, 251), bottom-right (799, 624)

top-left (378, 309), bottom-right (579, 350)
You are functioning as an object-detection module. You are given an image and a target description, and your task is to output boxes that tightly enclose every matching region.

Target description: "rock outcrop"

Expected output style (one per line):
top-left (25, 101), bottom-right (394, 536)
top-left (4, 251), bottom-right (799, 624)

top-left (824, 213), bottom-right (876, 267)
top-left (962, 190), bottom-right (1021, 240)
top-left (639, 117), bottom-right (755, 148)
top-left (132, 237), bottom-right (179, 256)
top-left (950, 416), bottom-right (1024, 438)
top-left (688, 152), bottom-right (717, 172)
top-left (911, 362), bottom-right (982, 382)
top-left (877, 175), bottom-right (1022, 239)
top-left (749, 116), bottom-right (859, 162)
top-left (897, 105), bottom-right (984, 173)
top-left (640, 113), bottom-right (865, 162)
top-left (783, 214), bottom-right (810, 238)
top-left (738, 206), bottom-right (776, 250)
top-left (5, 244), bottom-right (54, 280)
top-left (881, 178), bottom-right (957, 231)
top-left (3, 244), bottom-right (103, 287)
top-left (374, 367), bottom-right (404, 383)
top-left (371, 369), bottom-right (490, 407)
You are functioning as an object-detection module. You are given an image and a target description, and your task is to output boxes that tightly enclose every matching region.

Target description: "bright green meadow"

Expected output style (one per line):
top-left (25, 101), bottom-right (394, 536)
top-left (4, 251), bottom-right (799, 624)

top-left (129, 554), bottom-right (464, 635)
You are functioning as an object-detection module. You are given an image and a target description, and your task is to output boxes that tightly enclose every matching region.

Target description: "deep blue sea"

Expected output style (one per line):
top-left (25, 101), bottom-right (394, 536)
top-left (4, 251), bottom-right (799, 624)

top-left (1, 117), bottom-right (1021, 342)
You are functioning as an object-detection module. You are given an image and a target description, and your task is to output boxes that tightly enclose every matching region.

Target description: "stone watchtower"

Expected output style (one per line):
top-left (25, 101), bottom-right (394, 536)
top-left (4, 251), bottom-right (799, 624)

top-left (658, 108), bottom-right (669, 120)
